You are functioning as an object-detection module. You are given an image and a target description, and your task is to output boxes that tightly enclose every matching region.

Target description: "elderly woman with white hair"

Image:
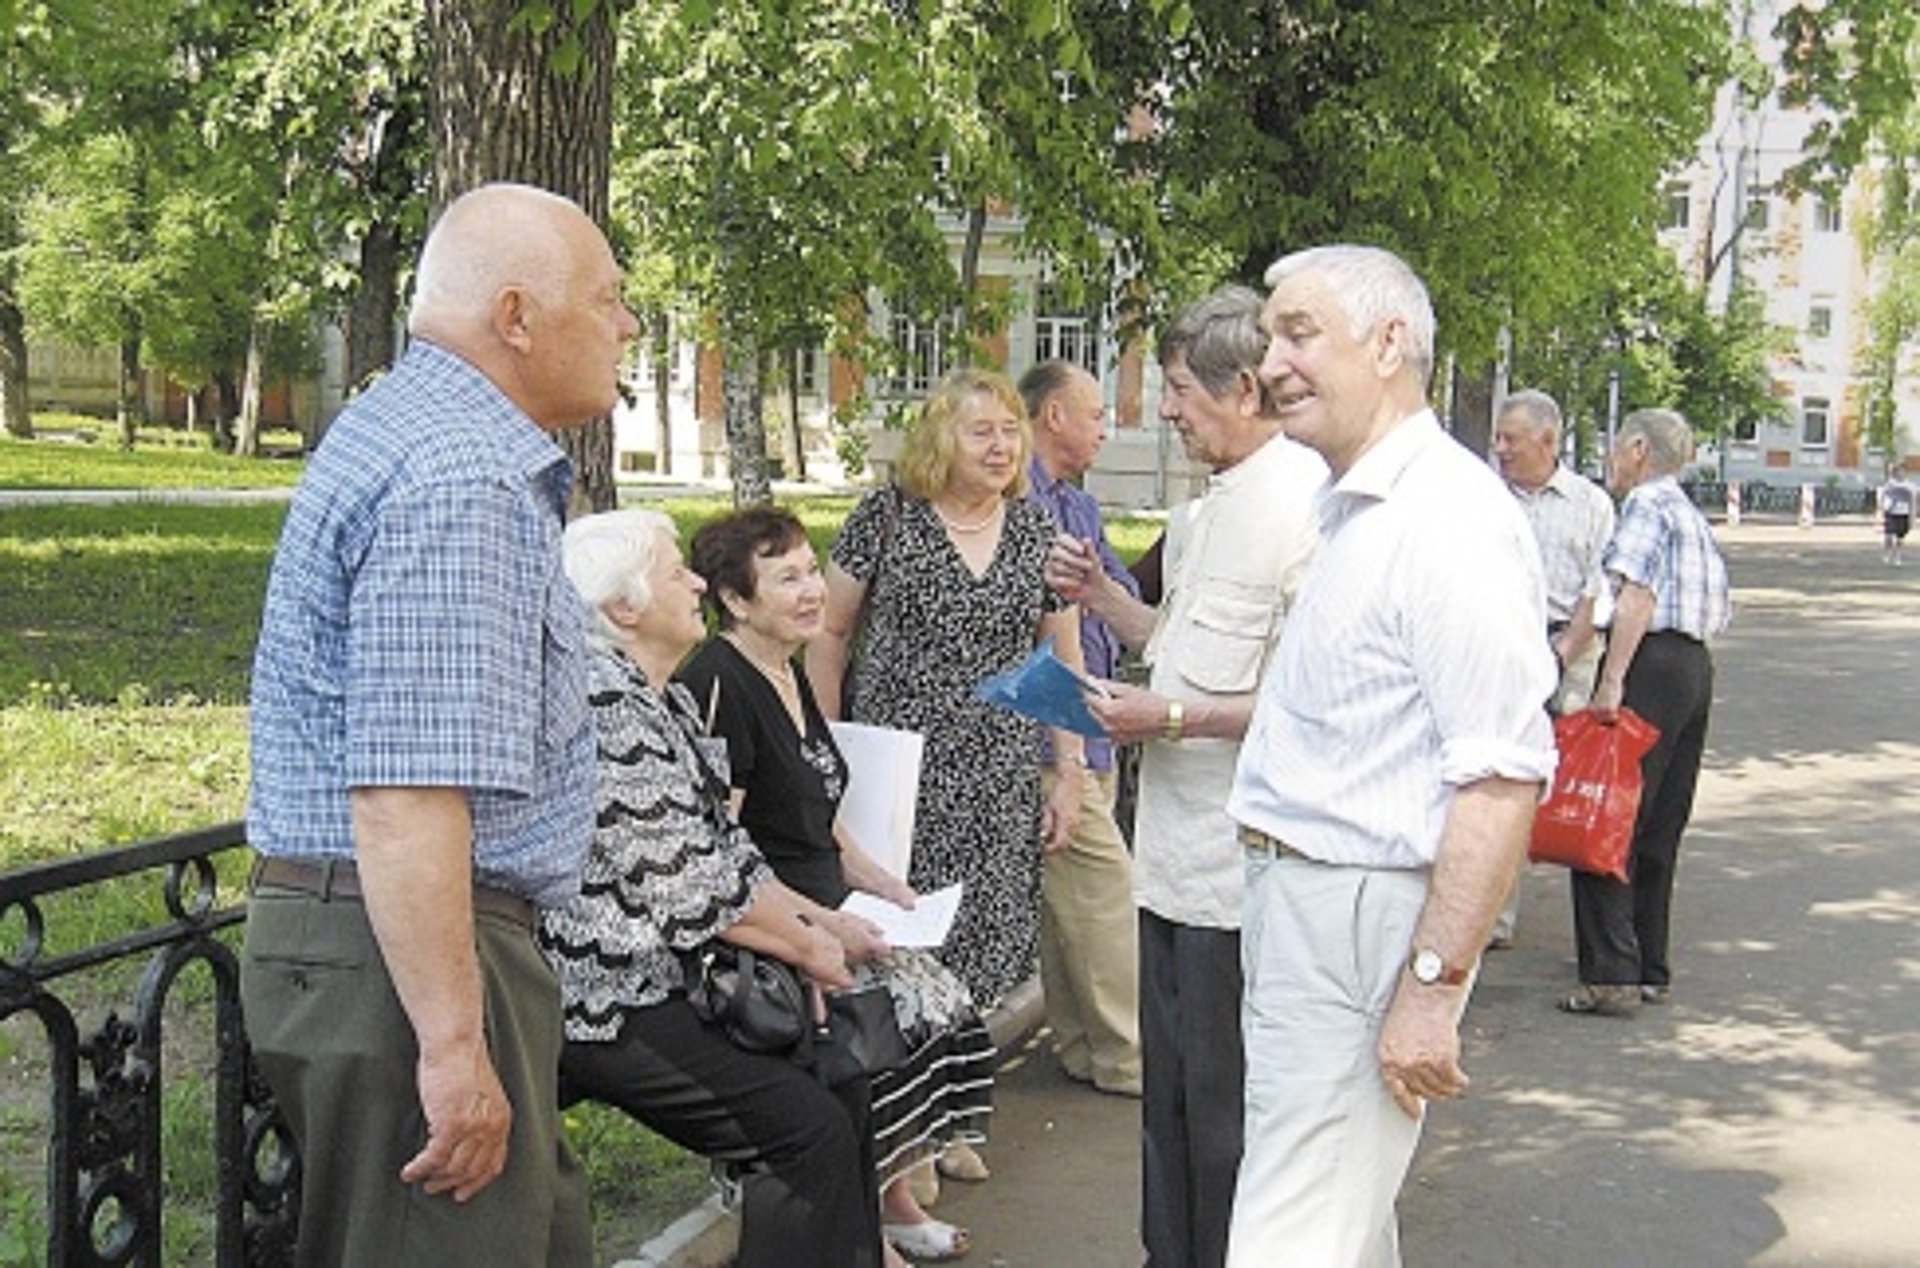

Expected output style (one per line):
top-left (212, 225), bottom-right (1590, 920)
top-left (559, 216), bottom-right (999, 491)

top-left (538, 508), bottom-right (893, 1268)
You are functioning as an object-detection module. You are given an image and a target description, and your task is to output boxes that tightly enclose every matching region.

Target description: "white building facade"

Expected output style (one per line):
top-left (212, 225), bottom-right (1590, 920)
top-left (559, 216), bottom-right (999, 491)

top-left (1665, 3), bottom-right (1920, 487)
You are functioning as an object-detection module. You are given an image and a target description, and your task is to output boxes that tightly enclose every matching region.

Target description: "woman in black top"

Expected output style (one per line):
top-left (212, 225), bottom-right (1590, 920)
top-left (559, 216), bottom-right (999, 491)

top-left (680, 507), bottom-right (995, 1266)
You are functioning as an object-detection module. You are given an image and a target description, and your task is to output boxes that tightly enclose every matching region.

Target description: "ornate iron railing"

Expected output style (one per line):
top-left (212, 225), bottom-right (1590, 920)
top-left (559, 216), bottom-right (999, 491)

top-left (0, 821), bottom-right (297, 1266)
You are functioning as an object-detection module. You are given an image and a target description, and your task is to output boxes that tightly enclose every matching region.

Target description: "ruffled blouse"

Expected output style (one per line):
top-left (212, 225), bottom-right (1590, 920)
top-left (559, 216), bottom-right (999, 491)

top-left (538, 645), bottom-right (772, 1042)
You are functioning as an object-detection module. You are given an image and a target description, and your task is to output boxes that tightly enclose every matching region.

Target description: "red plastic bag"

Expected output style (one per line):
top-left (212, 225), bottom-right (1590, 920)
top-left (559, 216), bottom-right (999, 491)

top-left (1529, 708), bottom-right (1662, 881)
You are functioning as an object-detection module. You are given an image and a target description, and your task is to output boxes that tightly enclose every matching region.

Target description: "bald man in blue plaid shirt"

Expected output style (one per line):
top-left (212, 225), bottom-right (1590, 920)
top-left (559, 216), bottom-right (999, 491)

top-left (241, 184), bottom-right (640, 1266)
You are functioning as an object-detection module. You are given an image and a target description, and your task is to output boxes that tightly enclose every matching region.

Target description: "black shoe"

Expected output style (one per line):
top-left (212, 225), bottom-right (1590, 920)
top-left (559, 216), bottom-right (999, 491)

top-left (1558, 985), bottom-right (1640, 1018)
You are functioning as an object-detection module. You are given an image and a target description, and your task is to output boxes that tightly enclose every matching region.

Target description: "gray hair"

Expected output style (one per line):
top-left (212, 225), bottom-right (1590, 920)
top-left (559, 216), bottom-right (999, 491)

top-left (1499, 389), bottom-right (1563, 442)
top-left (1160, 285), bottom-right (1268, 398)
top-left (1262, 245), bottom-right (1436, 386)
top-left (562, 508), bottom-right (679, 651)
top-left (408, 183), bottom-right (582, 332)
top-left (1616, 408), bottom-right (1695, 475)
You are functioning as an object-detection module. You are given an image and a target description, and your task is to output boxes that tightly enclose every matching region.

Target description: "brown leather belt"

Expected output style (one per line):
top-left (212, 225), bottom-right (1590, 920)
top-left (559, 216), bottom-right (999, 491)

top-left (251, 856), bottom-right (535, 930)
top-left (1237, 824), bottom-right (1310, 861)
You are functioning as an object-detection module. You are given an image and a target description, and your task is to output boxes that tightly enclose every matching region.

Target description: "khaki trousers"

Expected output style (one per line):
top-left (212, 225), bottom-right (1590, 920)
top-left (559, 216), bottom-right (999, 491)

top-left (1039, 768), bottom-right (1142, 1094)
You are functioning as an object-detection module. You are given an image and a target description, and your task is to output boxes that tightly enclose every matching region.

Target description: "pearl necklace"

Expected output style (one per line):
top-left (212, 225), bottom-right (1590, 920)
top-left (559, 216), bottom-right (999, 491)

top-left (725, 633), bottom-right (797, 690)
top-left (935, 499), bottom-right (1004, 534)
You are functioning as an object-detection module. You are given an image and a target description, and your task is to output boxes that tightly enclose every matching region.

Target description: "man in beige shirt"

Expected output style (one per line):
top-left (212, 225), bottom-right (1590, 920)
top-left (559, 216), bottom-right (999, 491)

top-left (1047, 286), bottom-right (1324, 1268)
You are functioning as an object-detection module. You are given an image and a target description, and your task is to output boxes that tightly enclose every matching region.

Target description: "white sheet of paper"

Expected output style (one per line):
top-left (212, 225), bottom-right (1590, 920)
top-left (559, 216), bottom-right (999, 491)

top-left (840, 883), bottom-right (963, 949)
top-left (828, 720), bottom-right (924, 881)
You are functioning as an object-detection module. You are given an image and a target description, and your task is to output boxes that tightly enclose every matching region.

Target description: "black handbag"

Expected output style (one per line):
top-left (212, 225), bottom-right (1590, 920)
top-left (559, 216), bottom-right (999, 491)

top-left (682, 943), bottom-right (811, 1055)
top-left (814, 984), bottom-right (910, 1087)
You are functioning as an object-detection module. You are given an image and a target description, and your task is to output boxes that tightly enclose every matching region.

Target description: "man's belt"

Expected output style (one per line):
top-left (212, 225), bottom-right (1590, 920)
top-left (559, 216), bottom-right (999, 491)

top-left (251, 856), bottom-right (535, 930)
top-left (1237, 824), bottom-right (1310, 861)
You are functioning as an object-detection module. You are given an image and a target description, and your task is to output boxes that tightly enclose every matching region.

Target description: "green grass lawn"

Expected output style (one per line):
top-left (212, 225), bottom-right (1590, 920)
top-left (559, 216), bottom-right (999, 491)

top-left (1, 415), bottom-right (307, 490)
top-left (0, 429), bottom-right (1161, 1260)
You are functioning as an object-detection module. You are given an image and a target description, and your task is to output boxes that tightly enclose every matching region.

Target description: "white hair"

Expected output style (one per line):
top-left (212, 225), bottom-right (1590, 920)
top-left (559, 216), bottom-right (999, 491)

top-left (1499, 388), bottom-right (1564, 441)
top-left (562, 508), bottom-right (678, 651)
top-left (1617, 408), bottom-right (1695, 475)
top-left (1263, 244), bottom-right (1436, 385)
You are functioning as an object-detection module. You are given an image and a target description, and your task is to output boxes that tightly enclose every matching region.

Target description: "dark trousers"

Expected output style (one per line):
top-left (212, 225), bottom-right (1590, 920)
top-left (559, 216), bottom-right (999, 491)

top-left (240, 892), bottom-right (592, 1268)
top-left (1572, 631), bottom-right (1715, 987)
top-left (1140, 909), bottom-right (1244, 1268)
top-left (560, 995), bottom-right (881, 1268)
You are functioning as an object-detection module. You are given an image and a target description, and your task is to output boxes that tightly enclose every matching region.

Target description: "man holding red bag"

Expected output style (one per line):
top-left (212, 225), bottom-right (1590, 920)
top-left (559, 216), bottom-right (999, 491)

top-left (1562, 407), bottom-right (1731, 1018)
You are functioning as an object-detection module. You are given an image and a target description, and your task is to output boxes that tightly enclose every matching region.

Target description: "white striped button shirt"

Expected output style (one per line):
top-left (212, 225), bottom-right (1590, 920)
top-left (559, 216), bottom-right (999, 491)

top-left (1511, 465), bottom-right (1616, 624)
top-left (1228, 411), bottom-right (1558, 869)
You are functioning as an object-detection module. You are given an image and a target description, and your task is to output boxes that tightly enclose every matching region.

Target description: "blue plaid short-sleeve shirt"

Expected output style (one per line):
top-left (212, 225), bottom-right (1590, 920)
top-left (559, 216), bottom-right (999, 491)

top-left (246, 341), bottom-right (595, 908)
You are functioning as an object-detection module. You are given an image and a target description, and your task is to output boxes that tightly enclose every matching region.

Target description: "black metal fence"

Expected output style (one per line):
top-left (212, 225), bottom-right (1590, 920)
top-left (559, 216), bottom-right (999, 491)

top-left (1685, 480), bottom-right (1879, 517)
top-left (0, 822), bottom-right (297, 1266)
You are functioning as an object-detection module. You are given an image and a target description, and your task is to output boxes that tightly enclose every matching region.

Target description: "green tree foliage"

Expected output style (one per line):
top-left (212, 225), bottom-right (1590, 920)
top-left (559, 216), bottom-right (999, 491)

top-left (615, 0), bottom-right (1163, 497)
top-left (1115, 0), bottom-right (1729, 361)
top-left (15, 131), bottom-right (160, 444)
top-left (215, 0), bottom-right (427, 411)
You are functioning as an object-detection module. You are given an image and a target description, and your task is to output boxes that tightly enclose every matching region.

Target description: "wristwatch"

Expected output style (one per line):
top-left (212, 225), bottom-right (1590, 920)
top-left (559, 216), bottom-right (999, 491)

top-left (1409, 947), bottom-right (1471, 987)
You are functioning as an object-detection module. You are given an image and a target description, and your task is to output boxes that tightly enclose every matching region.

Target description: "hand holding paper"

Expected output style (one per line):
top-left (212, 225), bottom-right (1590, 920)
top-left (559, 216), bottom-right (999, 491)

top-left (840, 883), bottom-right (963, 949)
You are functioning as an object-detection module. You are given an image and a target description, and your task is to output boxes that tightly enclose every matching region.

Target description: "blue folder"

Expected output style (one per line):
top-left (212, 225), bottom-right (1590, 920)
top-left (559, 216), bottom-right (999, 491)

top-left (975, 638), bottom-right (1108, 738)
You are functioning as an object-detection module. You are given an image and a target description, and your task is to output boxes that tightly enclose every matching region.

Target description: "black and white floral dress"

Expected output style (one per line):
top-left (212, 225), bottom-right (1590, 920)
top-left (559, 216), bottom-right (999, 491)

top-left (831, 489), bottom-right (1066, 1009)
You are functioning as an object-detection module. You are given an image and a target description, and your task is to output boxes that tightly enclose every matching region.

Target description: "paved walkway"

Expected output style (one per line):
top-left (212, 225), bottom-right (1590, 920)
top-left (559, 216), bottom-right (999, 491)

top-left (640, 518), bottom-right (1920, 1267)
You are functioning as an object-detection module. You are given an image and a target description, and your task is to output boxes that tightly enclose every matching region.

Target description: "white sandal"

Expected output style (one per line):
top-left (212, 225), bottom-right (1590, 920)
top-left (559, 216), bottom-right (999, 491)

top-left (884, 1218), bottom-right (971, 1261)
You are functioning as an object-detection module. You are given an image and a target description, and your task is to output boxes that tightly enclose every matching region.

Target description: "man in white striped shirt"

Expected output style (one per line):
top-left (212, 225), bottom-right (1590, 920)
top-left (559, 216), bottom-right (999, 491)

top-left (1224, 246), bottom-right (1557, 1268)
top-left (1488, 389), bottom-right (1617, 948)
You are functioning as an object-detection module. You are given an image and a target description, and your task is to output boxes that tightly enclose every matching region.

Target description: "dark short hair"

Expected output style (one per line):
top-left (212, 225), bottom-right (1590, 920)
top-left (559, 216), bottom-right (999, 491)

top-left (1017, 359), bottom-right (1082, 420)
top-left (688, 506), bottom-right (812, 629)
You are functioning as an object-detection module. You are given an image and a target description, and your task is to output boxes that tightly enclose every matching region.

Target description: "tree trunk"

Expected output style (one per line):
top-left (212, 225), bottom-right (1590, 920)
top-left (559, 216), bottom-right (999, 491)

top-left (341, 94), bottom-right (418, 417)
top-left (957, 202), bottom-right (988, 369)
top-left (116, 329), bottom-right (141, 448)
top-left (236, 320), bottom-right (265, 458)
top-left (425, 0), bottom-right (619, 514)
top-left (213, 372), bottom-right (240, 453)
top-left (1449, 359), bottom-right (1497, 458)
top-left (784, 347), bottom-right (806, 482)
top-left (723, 330), bottom-right (772, 506)
top-left (651, 311), bottom-right (672, 476)
top-left (0, 290), bottom-right (31, 439)
top-left (346, 220), bottom-right (403, 394)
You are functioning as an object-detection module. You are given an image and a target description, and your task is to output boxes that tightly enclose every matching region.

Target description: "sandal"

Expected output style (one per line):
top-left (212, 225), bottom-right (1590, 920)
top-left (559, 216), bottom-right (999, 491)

top-left (907, 1159), bottom-right (940, 1208)
top-left (885, 1218), bottom-right (971, 1261)
top-left (1558, 984), bottom-right (1640, 1018)
top-left (936, 1141), bottom-right (990, 1182)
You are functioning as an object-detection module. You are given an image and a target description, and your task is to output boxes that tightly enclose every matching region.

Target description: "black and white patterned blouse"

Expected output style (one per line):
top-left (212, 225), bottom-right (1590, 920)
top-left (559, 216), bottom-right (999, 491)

top-left (538, 645), bottom-right (772, 1043)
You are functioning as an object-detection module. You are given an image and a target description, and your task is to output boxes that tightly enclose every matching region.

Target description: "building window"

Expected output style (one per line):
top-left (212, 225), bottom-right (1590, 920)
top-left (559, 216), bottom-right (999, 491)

top-left (1731, 416), bottom-right (1759, 444)
top-left (1744, 192), bottom-right (1770, 231)
top-left (1660, 182), bottom-right (1691, 231)
top-left (1801, 396), bottom-right (1830, 449)
top-left (1814, 197), bottom-right (1842, 233)
top-left (1033, 285), bottom-right (1101, 374)
top-left (790, 345), bottom-right (823, 397)
top-left (884, 309), bottom-right (958, 397)
top-left (1808, 304), bottom-right (1833, 339)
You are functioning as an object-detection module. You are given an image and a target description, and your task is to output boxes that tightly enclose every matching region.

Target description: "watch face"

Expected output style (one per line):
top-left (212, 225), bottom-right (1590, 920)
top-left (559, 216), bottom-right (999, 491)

top-left (1413, 949), bottom-right (1443, 983)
